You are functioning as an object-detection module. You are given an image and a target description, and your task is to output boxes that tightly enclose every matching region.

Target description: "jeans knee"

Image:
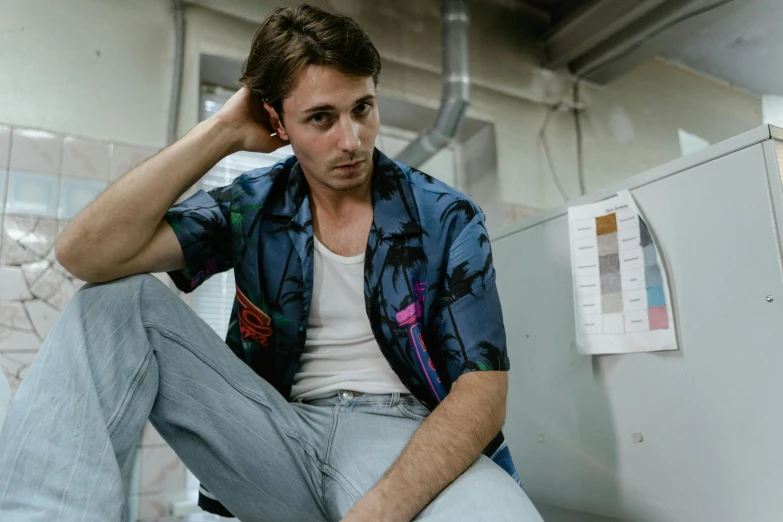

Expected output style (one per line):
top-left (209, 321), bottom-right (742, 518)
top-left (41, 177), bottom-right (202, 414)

top-left (79, 273), bottom-right (149, 289)
top-left (426, 457), bottom-right (543, 521)
top-left (71, 274), bottom-right (168, 313)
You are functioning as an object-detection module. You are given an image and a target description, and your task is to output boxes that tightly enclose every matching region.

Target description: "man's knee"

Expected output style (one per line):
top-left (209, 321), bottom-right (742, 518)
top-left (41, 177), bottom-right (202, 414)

top-left (67, 273), bottom-right (171, 320)
top-left (78, 273), bottom-right (167, 301)
top-left (418, 457), bottom-right (543, 521)
top-left (463, 458), bottom-right (541, 520)
top-left (83, 273), bottom-right (166, 292)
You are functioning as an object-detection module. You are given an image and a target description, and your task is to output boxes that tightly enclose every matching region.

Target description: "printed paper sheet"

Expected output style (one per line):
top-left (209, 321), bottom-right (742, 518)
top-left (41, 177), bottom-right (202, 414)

top-left (568, 191), bottom-right (678, 354)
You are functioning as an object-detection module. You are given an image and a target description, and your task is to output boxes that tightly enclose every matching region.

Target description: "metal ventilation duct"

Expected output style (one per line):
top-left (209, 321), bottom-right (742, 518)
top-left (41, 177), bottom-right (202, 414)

top-left (395, 0), bottom-right (470, 168)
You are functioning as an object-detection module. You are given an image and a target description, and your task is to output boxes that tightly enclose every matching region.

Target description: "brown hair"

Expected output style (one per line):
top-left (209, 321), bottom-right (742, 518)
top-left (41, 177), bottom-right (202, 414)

top-left (239, 4), bottom-right (382, 121)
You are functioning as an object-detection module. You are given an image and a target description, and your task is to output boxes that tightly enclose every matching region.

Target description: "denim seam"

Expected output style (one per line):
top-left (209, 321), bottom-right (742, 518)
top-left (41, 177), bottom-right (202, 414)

top-left (321, 404), bottom-right (344, 471)
top-left (106, 345), bottom-right (154, 437)
top-left (320, 404), bottom-right (370, 505)
top-left (321, 402), bottom-right (343, 503)
top-left (322, 466), bottom-right (362, 504)
top-left (142, 323), bottom-right (322, 463)
top-left (396, 403), bottom-right (428, 422)
top-left (280, 427), bottom-right (324, 473)
top-left (282, 429), bottom-right (331, 519)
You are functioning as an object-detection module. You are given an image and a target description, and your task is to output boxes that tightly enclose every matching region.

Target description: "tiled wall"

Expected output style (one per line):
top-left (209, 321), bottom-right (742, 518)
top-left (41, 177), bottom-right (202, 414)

top-left (0, 123), bottom-right (189, 521)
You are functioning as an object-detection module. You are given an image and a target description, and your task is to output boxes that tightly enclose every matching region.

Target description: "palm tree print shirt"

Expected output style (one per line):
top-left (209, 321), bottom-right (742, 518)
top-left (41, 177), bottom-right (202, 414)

top-left (164, 149), bottom-right (519, 515)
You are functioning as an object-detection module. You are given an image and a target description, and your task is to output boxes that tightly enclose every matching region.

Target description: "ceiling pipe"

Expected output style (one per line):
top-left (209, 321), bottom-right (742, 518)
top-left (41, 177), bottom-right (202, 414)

top-left (543, 0), bottom-right (669, 70)
top-left (395, 0), bottom-right (470, 168)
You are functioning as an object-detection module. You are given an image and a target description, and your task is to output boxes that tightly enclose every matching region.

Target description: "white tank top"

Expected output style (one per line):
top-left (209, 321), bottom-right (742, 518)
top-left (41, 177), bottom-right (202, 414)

top-left (290, 237), bottom-right (410, 401)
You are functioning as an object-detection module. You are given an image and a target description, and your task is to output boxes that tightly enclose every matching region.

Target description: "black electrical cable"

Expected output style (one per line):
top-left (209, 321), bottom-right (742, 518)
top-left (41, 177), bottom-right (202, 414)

top-left (538, 105), bottom-right (572, 202)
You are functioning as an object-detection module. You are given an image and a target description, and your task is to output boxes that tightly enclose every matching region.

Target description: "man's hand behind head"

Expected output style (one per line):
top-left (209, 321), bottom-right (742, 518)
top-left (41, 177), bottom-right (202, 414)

top-left (214, 86), bottom-right (289, 154)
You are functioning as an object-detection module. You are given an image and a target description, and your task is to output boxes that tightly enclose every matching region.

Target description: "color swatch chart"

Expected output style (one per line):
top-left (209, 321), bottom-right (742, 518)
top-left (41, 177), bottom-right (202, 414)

top-left (568, 191), bottom-right (677, 355)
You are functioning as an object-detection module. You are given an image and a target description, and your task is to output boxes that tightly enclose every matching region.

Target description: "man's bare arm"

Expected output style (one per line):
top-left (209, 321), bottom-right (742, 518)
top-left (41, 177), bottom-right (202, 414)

top-left (56, 87), bottom-right (286, 283)
top-left (343, 371), bottom-right (508, 522)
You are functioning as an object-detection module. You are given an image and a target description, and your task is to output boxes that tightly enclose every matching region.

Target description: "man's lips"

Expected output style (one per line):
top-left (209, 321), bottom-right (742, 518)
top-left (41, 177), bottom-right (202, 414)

top-left (334, 159), bottom-right (365, 169)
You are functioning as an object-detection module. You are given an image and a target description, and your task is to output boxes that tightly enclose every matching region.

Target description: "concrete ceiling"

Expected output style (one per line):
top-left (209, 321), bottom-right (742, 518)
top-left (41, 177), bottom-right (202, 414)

top-left (517, 0), bottom-right (592, 24)
top-left (660, 0), bottom-right (783, 96)
top-left (518, 0), bottom-right (779, 96)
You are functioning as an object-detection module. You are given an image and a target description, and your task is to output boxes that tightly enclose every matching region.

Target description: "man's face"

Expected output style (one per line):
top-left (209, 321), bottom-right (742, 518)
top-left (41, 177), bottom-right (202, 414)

top-left (274, 65), bottom-right (379, 193)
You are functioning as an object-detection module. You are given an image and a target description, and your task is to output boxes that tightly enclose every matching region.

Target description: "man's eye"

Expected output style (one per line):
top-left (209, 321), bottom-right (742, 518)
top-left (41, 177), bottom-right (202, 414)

top-left (311, 113), bottom-right (328, 124)
top-left (355, 103), bottom-right (372, 114)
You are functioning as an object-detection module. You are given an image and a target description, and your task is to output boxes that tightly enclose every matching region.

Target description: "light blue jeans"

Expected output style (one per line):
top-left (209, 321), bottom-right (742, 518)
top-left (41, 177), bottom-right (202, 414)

top-left (0, 274), bottom-right (542, 522)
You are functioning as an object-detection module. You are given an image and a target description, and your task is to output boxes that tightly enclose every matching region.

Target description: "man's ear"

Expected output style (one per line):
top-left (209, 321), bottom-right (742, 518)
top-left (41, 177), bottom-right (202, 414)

top-left (263, 102), bottom-right (289, 142)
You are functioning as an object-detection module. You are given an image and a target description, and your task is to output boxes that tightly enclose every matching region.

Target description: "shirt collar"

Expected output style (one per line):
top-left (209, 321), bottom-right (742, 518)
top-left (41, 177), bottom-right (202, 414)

top-left (275, 148), bottom-right (422, 240)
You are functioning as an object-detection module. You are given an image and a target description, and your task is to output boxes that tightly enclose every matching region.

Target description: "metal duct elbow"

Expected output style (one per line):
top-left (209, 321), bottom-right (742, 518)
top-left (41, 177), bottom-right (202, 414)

top-left (395, 0), bottom-right (470, 168)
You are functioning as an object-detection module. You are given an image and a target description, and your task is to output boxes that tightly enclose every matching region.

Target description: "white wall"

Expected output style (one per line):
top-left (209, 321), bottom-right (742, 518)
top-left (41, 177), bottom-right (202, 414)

top-left (540, 59), bottom-right (762, 207)
top-left (0, 0), bottom-right (173, 148)
top-left (0, 0), bottom-right (763, 215)
top-left (177, 5), bottom-right (260, 136)
top-left (762, 95), bottom-right (783, 126)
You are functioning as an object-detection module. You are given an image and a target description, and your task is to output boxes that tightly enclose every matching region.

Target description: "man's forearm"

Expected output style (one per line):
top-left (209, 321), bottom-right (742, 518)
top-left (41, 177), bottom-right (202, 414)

top-left (56, 118), bottom-right (239, 279)
top-left (350, 371), bottom-right (508, 522)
